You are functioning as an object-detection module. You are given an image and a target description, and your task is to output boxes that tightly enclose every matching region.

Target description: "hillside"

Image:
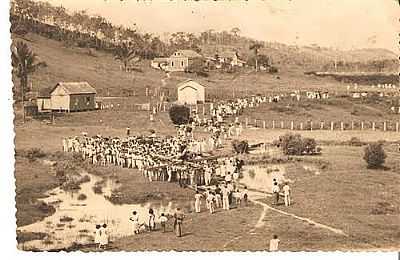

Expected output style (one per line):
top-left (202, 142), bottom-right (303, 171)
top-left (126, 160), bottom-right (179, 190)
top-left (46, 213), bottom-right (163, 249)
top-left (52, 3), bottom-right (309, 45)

top-left (13, 33), bottom-right (351, 100)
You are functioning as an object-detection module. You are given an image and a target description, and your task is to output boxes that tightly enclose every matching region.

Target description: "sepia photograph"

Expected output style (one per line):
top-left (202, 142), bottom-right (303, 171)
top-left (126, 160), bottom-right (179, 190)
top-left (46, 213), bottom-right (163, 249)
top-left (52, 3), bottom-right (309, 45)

top-left (8, 0), bottom-right (400, 252)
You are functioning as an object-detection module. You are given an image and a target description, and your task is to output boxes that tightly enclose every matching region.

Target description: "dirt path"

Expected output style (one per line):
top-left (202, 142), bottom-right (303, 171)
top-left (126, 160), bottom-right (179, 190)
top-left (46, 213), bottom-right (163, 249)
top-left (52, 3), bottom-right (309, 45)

top-left (249, 191), bottom-right (348, 236)
top-left (223, 190), bottom-right (347, 249)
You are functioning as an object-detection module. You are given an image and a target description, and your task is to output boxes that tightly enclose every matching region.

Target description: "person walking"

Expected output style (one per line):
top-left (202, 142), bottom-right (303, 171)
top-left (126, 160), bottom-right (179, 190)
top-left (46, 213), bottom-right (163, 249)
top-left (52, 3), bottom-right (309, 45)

top-left (99, 224), bottom-right (109, 249)
top-left (283, 182), bottom-right (291, 207)
top-left (194, 191), bottom-right (203, 213)
top-left (148, 208), bottom-right (156, 231)
top-left (272, 180), bottom-right (280, 205)
top-left (222, 185), bottom-right (230, 210)
top-left (173, 208), bottom-right (185, 237)
top-left (206, 192), bottom-right (216, 214)
top-left (94, 224), bottom-right (102, 249)
top-left (129, 211), bottom-right (140, 235)
top-left (159, 213), bottom-right (168, 233)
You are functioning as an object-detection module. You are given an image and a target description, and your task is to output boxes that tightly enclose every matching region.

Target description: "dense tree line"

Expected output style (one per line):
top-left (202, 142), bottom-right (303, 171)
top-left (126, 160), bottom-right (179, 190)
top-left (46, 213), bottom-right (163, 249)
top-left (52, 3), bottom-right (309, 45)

top-left (10, 0), bottom-right (397, 73)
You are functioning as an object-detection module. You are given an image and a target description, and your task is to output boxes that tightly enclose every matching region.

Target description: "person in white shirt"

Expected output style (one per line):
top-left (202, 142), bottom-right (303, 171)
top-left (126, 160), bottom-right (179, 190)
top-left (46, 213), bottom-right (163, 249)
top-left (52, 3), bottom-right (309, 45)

top-left (283, 183), bottom-right (291, 207)
top-left (272, 180), bottom-right (280, 205)
top-left (194, 191), bottom-right (203, 213)
top-left (159, 213), bottom-right (168, 233)
top-left (206, 192), bottom-right (215, 214)
top-left (99, 223), bottom-right (109, 249)
top-left (94, 224), bottom-right (101, 249)
top-left (222, 185), bottom-right (230, 210)
top-left (269, 234), bottom-right (280, 251)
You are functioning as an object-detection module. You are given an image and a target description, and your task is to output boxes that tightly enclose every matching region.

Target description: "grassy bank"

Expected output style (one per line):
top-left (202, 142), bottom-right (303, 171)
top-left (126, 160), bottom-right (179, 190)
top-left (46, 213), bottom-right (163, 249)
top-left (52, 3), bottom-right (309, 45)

top-left (15, 156), bottom-right (59, 227)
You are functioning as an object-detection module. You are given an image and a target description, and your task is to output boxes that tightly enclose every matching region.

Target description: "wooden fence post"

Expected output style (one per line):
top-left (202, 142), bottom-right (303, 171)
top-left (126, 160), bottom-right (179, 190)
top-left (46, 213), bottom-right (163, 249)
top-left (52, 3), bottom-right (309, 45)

top-left (351, 121), bottom-right (354, 130)
top-left (202, 105), bottom-right (205, 116)
top-left (291, 121), bottom-right (294, 130)
top-left (300, 122), bottom-right (303, 130)
top-left (320, 121), bottom-right (324, 130)
top-left (280, 121), bottom-right (284, 129)
top-left (341, 122), bottom-right (344, 131)
top-left (310, 121), bottom-right (313, 131)
top-left (361, 121), bottom-right (364, 131)
top-left (372, 122), bottom-right (376, 131)
top-left (396, 122), bottom-right (399, 132)
top-left (245, 118), bottom-right (248, 128)
top-left (272, 120), bottom-right (275, 129)
top-left (330, 121), bottom-right (334, 131)
top-left (255, 119), bottom-right (258, 128)
top-left (383, 121), bottom-right (387, 132)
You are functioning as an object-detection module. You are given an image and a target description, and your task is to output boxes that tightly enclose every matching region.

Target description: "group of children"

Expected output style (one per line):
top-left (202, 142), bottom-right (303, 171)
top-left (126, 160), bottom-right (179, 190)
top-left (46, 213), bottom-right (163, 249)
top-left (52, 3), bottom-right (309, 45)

top-left (94, 224), bottom-right (109, 249)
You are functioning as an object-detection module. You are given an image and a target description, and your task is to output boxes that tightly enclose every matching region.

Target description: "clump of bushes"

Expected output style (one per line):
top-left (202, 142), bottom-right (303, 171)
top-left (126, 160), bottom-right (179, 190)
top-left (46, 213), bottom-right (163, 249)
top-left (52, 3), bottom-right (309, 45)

top-left (232, 140), bottom-right (249, 154)
top-left (59, 216), bottom-right (74, 222)
top-left (19, 148), bottom-right (46, 162)
top-left (363, 142), bottom-right (386, 169)
top-left (348, 137), bottom-right (365, 147)
top-left (169, 105), bottom-right (190, 125)
top-left (36, 201), bottom-right (55, 214)
top-left (277, 133), bottom-right (320, 155)
top-left (77, 194), bottom-right (87, 201)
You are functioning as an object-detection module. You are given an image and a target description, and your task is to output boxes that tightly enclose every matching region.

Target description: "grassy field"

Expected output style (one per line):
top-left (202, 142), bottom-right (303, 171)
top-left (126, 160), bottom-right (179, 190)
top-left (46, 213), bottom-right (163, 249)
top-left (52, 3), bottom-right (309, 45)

top-left (238, 97), bottom-right (399, 124)
top-left (15, 110), bottom-right (400, 250)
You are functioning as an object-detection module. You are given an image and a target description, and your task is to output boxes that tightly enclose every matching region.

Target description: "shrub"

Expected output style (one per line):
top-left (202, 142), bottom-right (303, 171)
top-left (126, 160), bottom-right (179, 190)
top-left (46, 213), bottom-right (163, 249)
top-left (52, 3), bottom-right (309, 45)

top-left (21, 148), bottom-right (46, 161)
top-left (349, 137), bottom-right (365, 146)
top-left (169, 105), bottom-right (190, 125)
top-left (232, 140), bottom-right (249, 154)
top-left (77, 194), bottom-right (87, 201)
top-left (302, 138), bottom-right (317, 154)
top-left (363, 143), bottom-right (386, 169)
top-left (278, 133), bottom-right (318, 155)
top-left (279, 134), bottom-right (303, 155)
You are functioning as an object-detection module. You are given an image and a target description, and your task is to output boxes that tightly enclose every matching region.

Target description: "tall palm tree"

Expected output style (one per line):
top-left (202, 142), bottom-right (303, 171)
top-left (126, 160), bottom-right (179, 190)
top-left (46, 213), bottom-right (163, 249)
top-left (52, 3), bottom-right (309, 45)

top-left (11, 41), bottom-right (45, 123)
top-left (249, 42), bottom-right (263, 72)
top-left (114, 43), bottom-right (140, 72)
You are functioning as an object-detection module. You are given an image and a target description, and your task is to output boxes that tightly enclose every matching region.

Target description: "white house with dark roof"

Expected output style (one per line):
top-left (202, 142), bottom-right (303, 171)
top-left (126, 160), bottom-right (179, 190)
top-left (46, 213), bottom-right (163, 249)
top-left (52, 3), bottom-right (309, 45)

top-left (177, 79), bottom-right (206, 105)
top-left (167, 49), bottom-right (204, 72)
top-left (50, 82), bottom-right (97, 112)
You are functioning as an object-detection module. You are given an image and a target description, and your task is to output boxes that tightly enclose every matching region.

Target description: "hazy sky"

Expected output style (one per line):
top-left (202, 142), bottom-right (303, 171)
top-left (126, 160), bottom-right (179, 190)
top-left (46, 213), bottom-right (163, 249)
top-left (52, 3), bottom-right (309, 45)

top-left (38, 0), bottom-right (399, 51)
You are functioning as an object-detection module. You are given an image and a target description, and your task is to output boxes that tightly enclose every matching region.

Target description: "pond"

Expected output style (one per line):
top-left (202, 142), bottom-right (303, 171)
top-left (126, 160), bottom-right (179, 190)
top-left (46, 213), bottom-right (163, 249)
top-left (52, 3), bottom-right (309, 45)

top-left (18, 172), bottom-right (176, 251)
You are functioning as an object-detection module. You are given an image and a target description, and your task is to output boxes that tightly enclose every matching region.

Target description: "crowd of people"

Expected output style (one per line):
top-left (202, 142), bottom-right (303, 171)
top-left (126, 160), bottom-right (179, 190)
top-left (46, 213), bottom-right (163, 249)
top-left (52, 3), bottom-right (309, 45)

top-left (62, 131), bottom-right (243, 188)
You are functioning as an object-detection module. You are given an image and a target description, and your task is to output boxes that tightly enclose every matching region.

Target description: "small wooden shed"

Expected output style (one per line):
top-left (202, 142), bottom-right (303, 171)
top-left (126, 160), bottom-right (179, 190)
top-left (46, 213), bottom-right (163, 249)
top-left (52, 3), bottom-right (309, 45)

top-left (177, 79), bottom-right (206, 105)
top-left (50, 82), bottom-right (97, 112)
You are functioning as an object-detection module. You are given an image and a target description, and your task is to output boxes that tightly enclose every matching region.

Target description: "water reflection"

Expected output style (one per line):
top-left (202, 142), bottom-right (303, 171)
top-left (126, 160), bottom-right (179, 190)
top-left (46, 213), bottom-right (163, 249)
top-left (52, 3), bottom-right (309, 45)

top-left (18, 172), bottom-right (176, 251)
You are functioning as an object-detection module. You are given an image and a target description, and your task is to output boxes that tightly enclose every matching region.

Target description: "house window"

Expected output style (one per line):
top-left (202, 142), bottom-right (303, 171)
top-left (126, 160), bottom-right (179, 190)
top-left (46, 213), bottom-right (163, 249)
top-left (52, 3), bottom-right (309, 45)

top-left (181, 61), bottom-right (184, 67)
top-left (86, 96), bottom-right (91, 103)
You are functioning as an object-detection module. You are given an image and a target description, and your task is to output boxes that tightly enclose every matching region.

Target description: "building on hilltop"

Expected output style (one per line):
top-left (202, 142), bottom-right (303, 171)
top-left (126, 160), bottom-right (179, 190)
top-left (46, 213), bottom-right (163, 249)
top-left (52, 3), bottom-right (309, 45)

top-left (49, 82), bottom-right (97, 112)
top-left (177, 79), bottom-right (206, 105)
top-left (152, 50), bottom-right (204, 72)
